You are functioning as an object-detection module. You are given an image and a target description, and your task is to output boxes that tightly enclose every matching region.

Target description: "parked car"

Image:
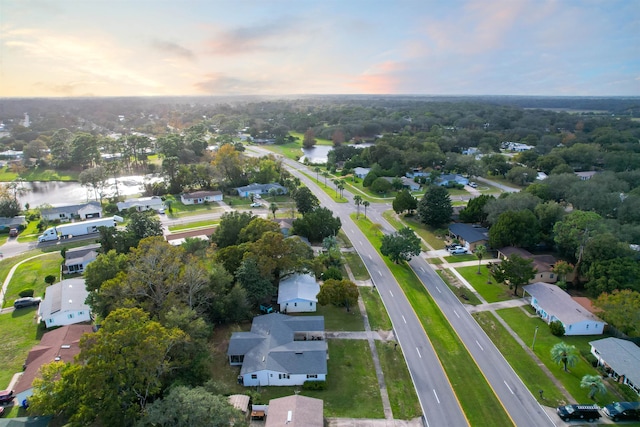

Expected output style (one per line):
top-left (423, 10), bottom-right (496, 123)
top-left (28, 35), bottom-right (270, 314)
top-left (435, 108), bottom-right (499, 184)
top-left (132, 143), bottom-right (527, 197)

top-left (556, 404), bottom-right (601, 422)
top-left (469, 182), bottom-right (478, 188)
top-left (9, 228), bottom-right (18, 237)
top-left (13, 297), bottom-right (41, 309)
top-left (449, 247), bottom-right (468, 255)
top-left (250, 202), bottom-right (262, 208)
top-left (603, 401), bottom-right (640, 421)
top-left (0, 390), bottom-right (14, 405)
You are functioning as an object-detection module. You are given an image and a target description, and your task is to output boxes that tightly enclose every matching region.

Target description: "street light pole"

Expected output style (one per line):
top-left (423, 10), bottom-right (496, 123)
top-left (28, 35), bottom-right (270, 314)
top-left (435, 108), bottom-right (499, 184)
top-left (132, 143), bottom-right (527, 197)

top-left (532, 326), bottom-right (539, 351)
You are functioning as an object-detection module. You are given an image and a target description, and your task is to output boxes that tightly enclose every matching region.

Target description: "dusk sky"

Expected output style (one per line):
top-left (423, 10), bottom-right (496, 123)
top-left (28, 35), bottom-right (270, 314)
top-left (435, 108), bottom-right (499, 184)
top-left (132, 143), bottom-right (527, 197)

top-left (1, 0), bottom-right (638, 98)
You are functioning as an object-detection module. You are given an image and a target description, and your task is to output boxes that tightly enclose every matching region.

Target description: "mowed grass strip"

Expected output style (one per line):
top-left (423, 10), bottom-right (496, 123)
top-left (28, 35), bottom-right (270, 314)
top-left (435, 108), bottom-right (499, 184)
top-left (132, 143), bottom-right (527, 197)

top-left (376, 340), bottom-right (422, 419)
top-left (353, 214), bottom-right (513, 426)
top-left (456, 265), bottom-right (513, 303)
top-left (0, 308), bottom-right (44, 387)
top-left (342, 252), bottom-right (370, 281)
top-left (385, 213), bottom-right (447, 250)
top-left (473, 311), bottom-right (567, 407)
top-left (361, 287), bottom-right (392, 331)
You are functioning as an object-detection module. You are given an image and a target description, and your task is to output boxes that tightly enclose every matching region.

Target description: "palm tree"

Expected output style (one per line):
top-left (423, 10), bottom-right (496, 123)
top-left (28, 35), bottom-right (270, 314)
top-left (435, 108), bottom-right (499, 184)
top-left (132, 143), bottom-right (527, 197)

top-left (580, 375), bottom-right (606, 400)
top-left (337, 183), bottom-right (345, 199)
top-left (354, 195), bottom-right (362, 219)
top-left (322, 171), bottom-right (330, 187)
top-left (314, 166), bottom-right (321, 182)
top-left (332, 179), bottom-right (340, 197)
top-left (270, 202), bottom-right (278, 219)
top-left (550, 342), bottom-right (579, 372)
top-left (363, 200), bottom-right (370, 218)
top-left (475, 244), bottom-right (486, 275)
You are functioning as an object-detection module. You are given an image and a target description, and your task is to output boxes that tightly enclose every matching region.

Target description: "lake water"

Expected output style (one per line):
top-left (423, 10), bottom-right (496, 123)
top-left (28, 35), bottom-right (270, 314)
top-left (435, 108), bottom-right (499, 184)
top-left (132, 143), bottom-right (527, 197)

top-left (300, 143), bottom-right (372, 164)
top-left (17, 175), bottom-right (164, 207)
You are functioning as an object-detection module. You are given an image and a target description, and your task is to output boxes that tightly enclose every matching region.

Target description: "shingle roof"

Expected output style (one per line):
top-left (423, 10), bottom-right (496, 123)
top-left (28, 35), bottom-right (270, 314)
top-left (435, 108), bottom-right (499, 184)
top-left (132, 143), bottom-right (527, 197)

top-left (278, 274), bottom-right (319, 304)
top-left (265, 395), bottom-right (323, 427)
top-left (41, 202), bottom-right (101, 216)
top-left (228, 313), bottom-right (326, 376)
top-left (181, 190), bottom-right (222, 200)
top-left (589, 337), bottom-right (640, 388)
top-left (39, 278), bottom-right (90, 317)
top-left (64, 244), bottom-right (101, 267)
top-left (449, 223), bottom-right (489, 243)
top-left (523, 282), bottom-right (604, 325)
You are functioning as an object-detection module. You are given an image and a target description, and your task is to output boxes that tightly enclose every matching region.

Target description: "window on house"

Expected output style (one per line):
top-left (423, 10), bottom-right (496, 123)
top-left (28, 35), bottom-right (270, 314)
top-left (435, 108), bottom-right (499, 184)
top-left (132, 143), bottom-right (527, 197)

top-left (586, 324), bottom-right (589, 329)
top-left (306, 374), bottom-right (318, 379)
top-left (294, 302), bottom-right (297, 307)
top-left (278, 374), bottom-right (290, 379)
top-left (79, 311), bottom-right (83, 315)
top-left (310, 302), bottom-right (312, 306)
top-left (251, 374), bottom-right (257, 379)
top-left (68, 314), bottom-right (74, 319)
top-left (550, 274), bottom-right (554, 278)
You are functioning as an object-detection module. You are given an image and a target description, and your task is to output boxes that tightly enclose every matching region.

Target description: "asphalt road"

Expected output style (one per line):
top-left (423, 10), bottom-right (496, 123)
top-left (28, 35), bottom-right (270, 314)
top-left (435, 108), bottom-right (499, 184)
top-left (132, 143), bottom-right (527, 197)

top-left (249, 146), bottom-right (554, 427)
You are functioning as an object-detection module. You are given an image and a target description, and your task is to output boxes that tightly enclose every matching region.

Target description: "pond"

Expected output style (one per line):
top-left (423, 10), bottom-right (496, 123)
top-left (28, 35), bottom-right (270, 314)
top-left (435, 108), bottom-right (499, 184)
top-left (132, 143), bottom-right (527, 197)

top-left (300, 143), bottom-right (373, 164)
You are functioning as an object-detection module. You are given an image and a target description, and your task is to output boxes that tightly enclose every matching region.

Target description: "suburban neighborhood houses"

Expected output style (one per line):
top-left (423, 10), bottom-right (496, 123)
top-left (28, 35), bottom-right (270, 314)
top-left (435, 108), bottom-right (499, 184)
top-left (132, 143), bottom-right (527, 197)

top-left (38, 279), bottom-right (91, 329)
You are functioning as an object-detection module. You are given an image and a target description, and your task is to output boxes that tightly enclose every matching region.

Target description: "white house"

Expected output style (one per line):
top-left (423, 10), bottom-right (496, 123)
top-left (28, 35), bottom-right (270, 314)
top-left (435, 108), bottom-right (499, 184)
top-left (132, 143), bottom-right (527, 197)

top-left (353, 167), bottom-right (371, 179)
top-left (235, 183), bottom-right (287, 198)
top-left (227, 313), bottom-right (327, 387)
top-left (589, 337), bottom-right (640, 395)
top-left (116, 196), bottom-right (164, 212)
top-left (63, 243), bottom-right (101, 274)
top-left (13, 324), bottom-right (93, 404)
top-left (522, 282), bottom-right (606, 335)
top-left (180, 190), bottom-right (223, 205)
top-left (39, 278), bottom-right (91, 328)
top-left (278, 273), bottom-right (320, 313)
top-left (40, 202), bottom-right (102, 221)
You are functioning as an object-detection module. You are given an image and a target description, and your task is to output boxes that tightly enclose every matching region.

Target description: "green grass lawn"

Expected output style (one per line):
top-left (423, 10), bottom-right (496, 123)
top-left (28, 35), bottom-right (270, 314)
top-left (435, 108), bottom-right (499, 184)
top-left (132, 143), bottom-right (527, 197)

top-left (455, 265), bottom-right (513, 303)
top-left (167, 200), bottom-right (225, 217)
top-left (301, 170), bottom-right (349, 203)
top-left (0, 308), bottom-right (45, 388)
top-left (352, 214), bottom-right (514, 426)
top-left (0, 166), bottom-right (79, 182)
top-left (257, 140), bottom-right (303, 160)
top-left (497, 307), bottom-right (623, 405)
top-left (473, 311), bottom-right (567, 407)
top-left (436, 270), bottom-right (483, 306)
top-left (443, 254), bottom-right (477, 263)
top-left (2, 252), bottom-right (62, 308)
top-left (168, 220), bottom-right (219, 232)
top-left (293, 302), bottom-right (364, 331)
top-left (343, 252), bottom-right (370, 281)
top-left (391, 214), bottom-right (448, 250)
top-left (376, 340), bottom-right (422, 419)
top-left (361, 287), bottom-right (392, 331)
top-left (16, 220), bottom-right (41, 243)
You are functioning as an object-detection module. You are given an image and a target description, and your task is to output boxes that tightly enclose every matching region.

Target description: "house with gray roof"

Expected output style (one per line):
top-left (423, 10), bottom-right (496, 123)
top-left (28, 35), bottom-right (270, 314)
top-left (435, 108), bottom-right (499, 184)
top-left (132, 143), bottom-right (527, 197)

top-left (522, 282), bottom-right (606, 335)
top-left (40, 202), bottom-right (102, 222)
top-left (278, 273), bottom-right (320, 313)
top-left (589, 337), bottom-right (640, 395)
top-left (39, 278), bottom-right (91, 328)
top-left (0, 215), bottom-right (26, 231)
top-left (180, 190), bottom-right (223, 205)
top-left (437, 174), bottom-right (468, 187)
top-left (235, 183), bottom-right (287, 198)
top-left (353, 167), bottom-right (371, 179)
top-left (116, 196), bottom-right (164, 212)
top-left (498, 247), bottom-right (557, 284)
top-left (63, 243), bottom-right (101, 274)
top-left (227, 313), bottom-right (327, 386)
top-left (448, 223), bottom-right (489, 251)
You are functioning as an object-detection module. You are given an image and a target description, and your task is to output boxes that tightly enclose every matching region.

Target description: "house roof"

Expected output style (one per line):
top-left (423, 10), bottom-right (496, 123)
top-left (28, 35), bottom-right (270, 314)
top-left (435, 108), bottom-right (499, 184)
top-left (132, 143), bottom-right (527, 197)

top-left (0, 416), bottom-right (52, 427)
top-left (228, 394), bottom-right (250, 413)
top-left (227, 313), bottom-right (326, 376)
top-left (499, 247), bottom-right (556, 272)
top-left (39, 278), bottom-right (90, 318)
top-left (235, 183), bottom-right (287, 194)
top-left (523, 282), bottom-right (604, 325)
top-left (278, 274), bottom-right (320, 304)
top-left (181, 190), bottom-right (222, 200)
top-left (41, 202), bottom-right (101, 216)
top-left (265, 395), bottom-right (323, 427)
top-left (353, 167), bottom-right (371, 175)
top-left (449, 223), bottom-right (488, 243)
top-left (0, 215), bottom-right (26, 227)
top-left (589, 337), bottom-right (640, 388)
top-left (14, 325), bottom-right (93, 394)
top-left (117, 196), bottom-right (163, 210)
top-left (64, 244), bottom-right (101, 267)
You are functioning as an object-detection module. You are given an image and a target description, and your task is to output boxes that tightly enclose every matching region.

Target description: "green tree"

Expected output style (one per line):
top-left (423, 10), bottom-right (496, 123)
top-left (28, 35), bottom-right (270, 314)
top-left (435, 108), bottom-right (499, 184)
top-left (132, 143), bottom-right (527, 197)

top-left (458, 194), bottom-right (494, 225)
top-left (585, 257), bottom-right (640, 296)
top-left (317, 278), bottom-right (359, 309)
top-left (580, 375), bottom-right (606, 400)
top-left (553, 210), bottom-right (603, 262)
top-left (489, 254), bottom-right (536, 296)
top-left (594, 289), bottom-right (640, 337)
top-left (380, 227), bottom-right (422, 264)
top-left (418, 185), bottom-right (452, 228)
top-left (211, 211), bottom-right (254, 248)
top-left (138, 386), bottom-right (246, 427)
top-left (0, 197), bottom-right (20, 217)
top-left (550, 341), bottom-right (579, 372)
top-left (269, 202), bottom-right (278, 219)
top-left (236, 256), bottom-right (274, 306)
top-left (362, 171), bottom-right (378, 187)
top-left (362, 200), bottom-right (370, 218)
top-left (292, 207), bottom-right (342, 243)
top-left (551, 260), bottom-right (574, 288)
top-left (79, 166), bottom-right (110, 204)
top-left (488, 210), bottom-right (539, 249)
top-left (353, 195), bottom-right (363, 218)
top-left (238, 217), bottom-right (280, 243)
top-left (370, 177), bottom-right (392, 194)
top-left (291, 187), bottom-right (319, 214)
top-left (475, 244), bottom-right (486, 274)
top-left (392, 189), bottom-right (417, 215)
top-left (303, 128), bottom-right (316, 149)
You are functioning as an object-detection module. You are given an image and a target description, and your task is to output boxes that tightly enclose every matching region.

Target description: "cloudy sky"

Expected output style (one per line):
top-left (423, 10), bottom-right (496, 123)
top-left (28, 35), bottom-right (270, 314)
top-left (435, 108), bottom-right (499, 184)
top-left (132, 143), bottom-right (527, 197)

top-left (1, 0), bottom-right (638, 97)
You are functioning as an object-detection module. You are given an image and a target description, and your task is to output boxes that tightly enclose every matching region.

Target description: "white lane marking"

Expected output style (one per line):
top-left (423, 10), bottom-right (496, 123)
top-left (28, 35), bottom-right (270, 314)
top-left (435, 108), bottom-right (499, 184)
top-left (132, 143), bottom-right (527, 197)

top-left (416, 348), bottom-right (422, 358)
top-left (432, 389), bottom-right (440, 404)
top-left (476, 340), bottom-right (484, 351)
top-left (378, 270), bottom-right (382, 277)
top-left (359, 240), bottom-right (363, 246)
top-left (389, 290), bottom-right (394, 297)
top-left (453, 310), bottom-right (460, 318)
top-left (368, 254), bottom-right (372, 260)
top-left (402, 315), bottom-right (407, 324)
top-left (420, 267), bottom-right (425, 273)
top-left (504, 381), bottom-right (514, 394)
top-left (436, 286), bottom-right (441, 293)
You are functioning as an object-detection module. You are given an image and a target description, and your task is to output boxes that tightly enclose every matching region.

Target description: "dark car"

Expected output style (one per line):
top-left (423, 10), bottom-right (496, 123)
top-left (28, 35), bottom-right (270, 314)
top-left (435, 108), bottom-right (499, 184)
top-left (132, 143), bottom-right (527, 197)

top-left (0, 390), bottom-right (14, 405)
top-left (556, 404), bottom-right (601, 422)
top-left (603, 401), bottom-right (640, 421)
top-left (13, 297), bottom-right (42, 309)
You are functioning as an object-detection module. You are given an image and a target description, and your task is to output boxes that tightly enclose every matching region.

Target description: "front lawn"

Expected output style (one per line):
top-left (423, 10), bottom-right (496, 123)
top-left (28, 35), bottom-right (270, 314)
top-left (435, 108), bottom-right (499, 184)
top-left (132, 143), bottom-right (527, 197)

top-left (0, 308), bottom-right (44, 388)
top-left (167, 200), bottom-right (225, 217)
top-left (293, 303), bottom-right (364, 331)
top-left (361, 287), bottom-right (392, 331)
top-left (0, 167), bottom-right (79, 182)
top-left (376, 341), bottom-right (422, 419)
top-left (168, 220), bottom-right (219, 232)
top-left (455, 265), bottom-right (513, 303)
top-left (2, 252), bottom-right (62, 308)
top-left (443, 254), bottom-right (476, 263)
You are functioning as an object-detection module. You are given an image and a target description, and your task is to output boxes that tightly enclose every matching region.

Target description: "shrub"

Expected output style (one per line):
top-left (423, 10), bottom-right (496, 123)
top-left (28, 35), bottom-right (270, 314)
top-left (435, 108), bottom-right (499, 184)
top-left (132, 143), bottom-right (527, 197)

top-left (549, 320), bottom-right (565, 336)
top-left (45, 275), bottom-right (56, 285)
top-left (19, 289), bottom-right (34, 298)
top-left (302, 380), bottom-right (327, 391)
top-left (321, 266), bottom-right (343, 281)
top-left (104, 203), bottom-right (119, 214)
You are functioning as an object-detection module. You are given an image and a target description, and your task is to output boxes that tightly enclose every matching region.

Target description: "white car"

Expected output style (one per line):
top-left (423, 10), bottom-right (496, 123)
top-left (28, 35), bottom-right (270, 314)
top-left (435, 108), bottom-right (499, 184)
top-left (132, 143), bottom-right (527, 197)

top-left (250, 202), bottom-right (262, 208)
top-left (469, 182), bottom-right (478, 188)
top-left (449, 247), bottom-right (467, 255)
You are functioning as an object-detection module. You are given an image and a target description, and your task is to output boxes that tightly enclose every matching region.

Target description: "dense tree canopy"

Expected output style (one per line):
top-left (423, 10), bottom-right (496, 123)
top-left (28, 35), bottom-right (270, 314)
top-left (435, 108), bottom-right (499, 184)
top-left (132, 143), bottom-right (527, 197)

top-left (418, 185), bottom-right (452, 228)
top-left (380, 227), bottom-right (422, 264)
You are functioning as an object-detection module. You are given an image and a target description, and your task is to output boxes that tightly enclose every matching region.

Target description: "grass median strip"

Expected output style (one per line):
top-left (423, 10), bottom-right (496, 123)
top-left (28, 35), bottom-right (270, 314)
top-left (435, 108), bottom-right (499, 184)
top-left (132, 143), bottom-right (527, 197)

top-left (376, 340), bottom-right (422, 419)
top-left (352, 214), bottom-right (514, 426)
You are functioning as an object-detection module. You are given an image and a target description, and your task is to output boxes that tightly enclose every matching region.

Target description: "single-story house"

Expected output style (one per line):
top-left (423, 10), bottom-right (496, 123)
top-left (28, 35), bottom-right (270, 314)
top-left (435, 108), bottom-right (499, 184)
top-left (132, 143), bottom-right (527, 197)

top-left (448, 223), bottom-right (489, 251)
top-left (63, 243), bottom-right (101, 274)
top-left (462, 147), bottom-right (480, 156)
top-left (0, 215), bottom-right (26, 231)
top-left (274, 218), bottom-right (293, 236)
top-left (503, 142), bottom-right (534, 152)
top-left (265, 395), bottom-right (323, 427)
top-left (180, 190), bottom-right (223, 205)
top-left (405, 167), bottom-right (428, 178)
top-left (227, 313), bottom-right (327, 387)
top-left (589, 337), bottom-right (640, 395)
top-left (39, 278), bottom-right (91, 328)
top-left (353, 167), bottom-right (371, 179)
top-left (575, 171), bottom-right (598, 181)
top-left (498, 247), bottom-right (557, 284)
top-left (400, 176), bottom-right (421, 191)
top-left (522, 282), bottom-right (606, 335)
top-left (40, 202), bottom-right (102, 221)
top-left (278, 273), bottom-right (320, 313)
top-left (437, 174), bottom-right (469, 187)
top-left (14, 324), bottom-right (93, 404)
top-left (235, 183), bottom-right (288, 198)
top-left (116, 196), bottom-right (164, 212)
